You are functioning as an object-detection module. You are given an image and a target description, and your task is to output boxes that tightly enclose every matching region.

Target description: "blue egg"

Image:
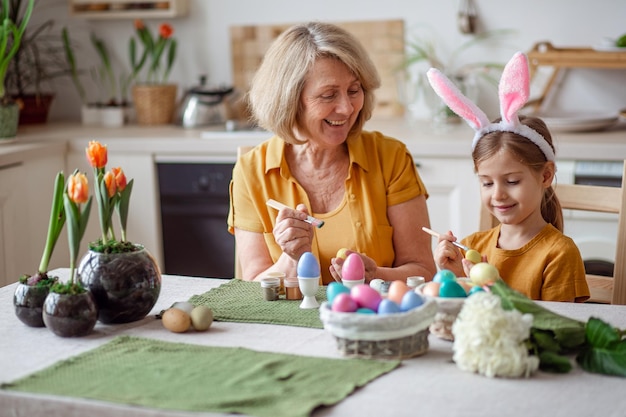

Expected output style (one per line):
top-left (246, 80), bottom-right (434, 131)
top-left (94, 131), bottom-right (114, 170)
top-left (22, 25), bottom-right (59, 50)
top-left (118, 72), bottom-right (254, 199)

top-left (377, 299), bottom-right (401, 315)
top-left (439, 280), bottom-right (468, 298)
top-left (469, 285), bottom-right (485, 295)
top-left (356, 308), bottom-right (376, 315)
top-left (326, 282), bottom-right (351, 306)
top-left (400, 291), bottom-right (425, 311)
top-left (297, 252), bottom-right (320, 278)
top-left (433, 269), bottom-right (456, 283)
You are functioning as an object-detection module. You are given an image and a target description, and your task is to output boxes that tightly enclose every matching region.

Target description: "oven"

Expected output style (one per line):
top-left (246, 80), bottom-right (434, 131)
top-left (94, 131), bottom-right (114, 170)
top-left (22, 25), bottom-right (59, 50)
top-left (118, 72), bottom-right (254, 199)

top-left (558, 160), bottom-right (623, 276)
top-left (156, 161), bottom-right (235, 278)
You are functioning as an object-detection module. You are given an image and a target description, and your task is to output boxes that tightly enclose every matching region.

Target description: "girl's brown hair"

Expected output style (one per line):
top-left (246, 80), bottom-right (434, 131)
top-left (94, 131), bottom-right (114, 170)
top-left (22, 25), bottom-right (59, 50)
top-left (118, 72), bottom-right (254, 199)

top-left (472, 116), bottom-right (563, 231)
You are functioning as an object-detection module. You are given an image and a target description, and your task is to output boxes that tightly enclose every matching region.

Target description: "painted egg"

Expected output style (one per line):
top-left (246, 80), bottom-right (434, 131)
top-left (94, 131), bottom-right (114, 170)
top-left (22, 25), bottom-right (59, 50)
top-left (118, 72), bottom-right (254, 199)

top-left (400, 291), bottom-right (425, 311)
top-left (464, 249), bottom-right (482, 264)
top-left (369, 278), bottom-right (384, 293)
top-left (331, 292), bottom-right (358, 313)
top-left (387, 280), bottom-right (410, 304)
top-left (351, 284), bottom-right (382, 311)
top-left (341, 253), bottom-right (365, 281)
top-left (297, 252), bottom-right (320, 278)
top-left (469, 262), bottom-right (499, 286)
top-left (433, 269), bottom-right (456, 283)
top-left (421, 281), bottom-right (441, 297)
top-left (439, 280), bottom-right (468, 298)
top-left (326, 281), bottom-right (351, 306)
top-left (190, 305), bottom-right (213, 331)
top-left (469, 285), bottom-right (486, 295)
top-left (356, 307), bottom-right (376, 314)
top-left (377, 299), bottom-right (402, 315)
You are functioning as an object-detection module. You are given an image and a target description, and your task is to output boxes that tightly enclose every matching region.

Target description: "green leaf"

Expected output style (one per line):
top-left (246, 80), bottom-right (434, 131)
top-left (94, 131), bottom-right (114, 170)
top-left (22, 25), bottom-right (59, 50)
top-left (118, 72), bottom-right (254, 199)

top-left (116, 179), bottom-right (133, 238)
top-left (531, 328), bottom-right (562, 352)
top-left (38, 171), bottom-right (66, 273)
top-left (538, 350), bottom-right (572, 373)
top-left (577, 344), bottom-right (626, 377)
top-left (586, 317), bottom-right (621, 349)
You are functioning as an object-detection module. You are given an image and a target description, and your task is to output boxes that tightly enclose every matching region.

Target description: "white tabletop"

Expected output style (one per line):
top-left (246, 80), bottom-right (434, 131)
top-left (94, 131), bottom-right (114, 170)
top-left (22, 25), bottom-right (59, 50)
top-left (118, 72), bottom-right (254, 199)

top-left (2, 269), bottom-right (626, 417)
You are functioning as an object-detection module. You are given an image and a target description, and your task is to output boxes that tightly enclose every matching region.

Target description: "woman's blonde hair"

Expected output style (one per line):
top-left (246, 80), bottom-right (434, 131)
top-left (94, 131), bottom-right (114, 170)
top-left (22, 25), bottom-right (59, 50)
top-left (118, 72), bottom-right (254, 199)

top-left (247, 21), bottom-right (381, 144)
top-left (473, 116), bottom-right (564, 231)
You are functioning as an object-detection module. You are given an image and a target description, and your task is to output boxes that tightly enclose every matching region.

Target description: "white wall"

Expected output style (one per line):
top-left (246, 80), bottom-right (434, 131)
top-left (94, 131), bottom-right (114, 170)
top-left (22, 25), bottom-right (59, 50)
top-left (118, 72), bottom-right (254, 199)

top-left (46, 0), bottom-right (626, 122)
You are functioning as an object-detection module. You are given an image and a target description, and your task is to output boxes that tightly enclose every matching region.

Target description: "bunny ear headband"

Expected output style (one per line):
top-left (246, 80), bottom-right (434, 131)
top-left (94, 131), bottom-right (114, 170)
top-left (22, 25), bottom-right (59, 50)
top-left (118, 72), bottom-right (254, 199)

top-left (426, 51), bottom-right (555, 161)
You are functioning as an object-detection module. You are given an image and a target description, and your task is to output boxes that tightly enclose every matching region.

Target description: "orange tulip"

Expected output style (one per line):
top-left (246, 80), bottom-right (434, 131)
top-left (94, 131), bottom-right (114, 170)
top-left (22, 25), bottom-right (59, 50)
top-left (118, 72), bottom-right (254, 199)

top-left (134, 19), bottom-right (145, 30)
top-left (159, 23), bottom-right (174, 39)
top-left (86, 141), bottom-right (108, 169)
top-left (103, 171), bottom-right (117, 197)
top-left (111, 167), bottom-right (127, 192)
top-left (67, 173), bottom-right (89, 204)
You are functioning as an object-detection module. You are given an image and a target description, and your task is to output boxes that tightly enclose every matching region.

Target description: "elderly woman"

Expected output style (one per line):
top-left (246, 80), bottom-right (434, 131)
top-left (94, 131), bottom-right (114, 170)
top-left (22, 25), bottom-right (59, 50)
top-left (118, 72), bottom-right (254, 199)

top-left (228, 21), bottom-right (436, 284)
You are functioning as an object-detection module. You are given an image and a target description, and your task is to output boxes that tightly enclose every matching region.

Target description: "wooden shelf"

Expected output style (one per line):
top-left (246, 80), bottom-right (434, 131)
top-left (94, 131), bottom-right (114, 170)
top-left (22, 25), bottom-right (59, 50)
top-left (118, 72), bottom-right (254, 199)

top-left (526, 41), bottom-right (626, 111)
top-left (69, 0), bottom-right (188, 19)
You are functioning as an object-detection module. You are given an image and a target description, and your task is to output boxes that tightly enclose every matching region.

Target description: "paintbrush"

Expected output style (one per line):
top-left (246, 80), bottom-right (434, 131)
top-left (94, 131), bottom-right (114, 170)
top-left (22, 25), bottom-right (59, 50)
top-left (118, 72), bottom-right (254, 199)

top-left (266, 199), bottom-right (325, 228)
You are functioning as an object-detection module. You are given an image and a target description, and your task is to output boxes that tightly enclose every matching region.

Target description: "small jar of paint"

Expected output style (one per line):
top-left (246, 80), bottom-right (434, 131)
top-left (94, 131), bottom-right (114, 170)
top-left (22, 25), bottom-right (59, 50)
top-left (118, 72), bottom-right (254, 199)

top-left (264, 272), bottom-right (286, 296)
top-left (260, 277), bottom-right (280, 301)
top-left (284, 277), bottom-right (302, 300)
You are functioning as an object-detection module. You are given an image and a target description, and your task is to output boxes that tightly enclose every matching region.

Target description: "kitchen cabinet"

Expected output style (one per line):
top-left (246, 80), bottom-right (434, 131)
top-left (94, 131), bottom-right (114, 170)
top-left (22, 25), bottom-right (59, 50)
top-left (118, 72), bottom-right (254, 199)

top-left (69, 0), bottom-right (188, 19)
top-left (0, 152), bottom-right (66, 288)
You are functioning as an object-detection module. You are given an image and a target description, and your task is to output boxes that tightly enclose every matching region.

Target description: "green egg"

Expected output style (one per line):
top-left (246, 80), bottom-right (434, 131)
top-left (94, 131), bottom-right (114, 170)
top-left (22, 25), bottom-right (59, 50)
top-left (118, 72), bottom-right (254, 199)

top-left (439, 280), bottom-right (468, 298)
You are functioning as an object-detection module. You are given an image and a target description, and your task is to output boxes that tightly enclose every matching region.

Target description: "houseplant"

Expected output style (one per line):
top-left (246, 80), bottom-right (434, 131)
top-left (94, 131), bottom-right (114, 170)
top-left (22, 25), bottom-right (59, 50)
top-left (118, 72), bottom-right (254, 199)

top-left (4, 0), bottom-right (74, 125)
top-left (13, 170), bottom-right (63, 327)
top-left (78, 140), bottom-right (161, 324)
top-left (129, 19), bottom-right (178, 125)
top-left (399, 27), bottom-right (514, 124)
top-left (42, 170), bottom-right (98, 338)
top-left (0, 0), bottom-right (33, 139)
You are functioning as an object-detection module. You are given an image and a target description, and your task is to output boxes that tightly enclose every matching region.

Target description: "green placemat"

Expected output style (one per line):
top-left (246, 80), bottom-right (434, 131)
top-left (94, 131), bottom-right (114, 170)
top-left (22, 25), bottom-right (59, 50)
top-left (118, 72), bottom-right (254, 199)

top-left (2, 336), bottom-right (399, 417)
top-left (189, 279), bottom-right (327, 328)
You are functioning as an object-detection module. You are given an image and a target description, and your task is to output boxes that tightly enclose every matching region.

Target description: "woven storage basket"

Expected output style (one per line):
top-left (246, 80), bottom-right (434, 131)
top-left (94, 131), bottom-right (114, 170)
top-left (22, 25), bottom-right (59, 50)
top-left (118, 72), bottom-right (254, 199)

top-left (416, 281), bottom-right (468, 341)
top-left (132, 84), bottom-right (178, 125)
top-left (319, 299), bottom-right (436, 359)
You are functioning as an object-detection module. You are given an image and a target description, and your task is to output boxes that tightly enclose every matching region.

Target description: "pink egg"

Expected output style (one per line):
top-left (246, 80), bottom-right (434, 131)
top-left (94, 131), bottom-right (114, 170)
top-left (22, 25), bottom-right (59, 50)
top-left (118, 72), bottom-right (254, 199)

top-left (342, 253), bottom-right (365, 281)
top-left (350, 284), bottom-right (382, 311)
top-left (331, 293), bottom-right (358, 313)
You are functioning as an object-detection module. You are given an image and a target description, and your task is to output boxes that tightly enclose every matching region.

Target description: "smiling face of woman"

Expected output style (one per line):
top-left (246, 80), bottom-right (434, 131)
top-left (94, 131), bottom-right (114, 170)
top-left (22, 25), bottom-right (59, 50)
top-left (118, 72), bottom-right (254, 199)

top-left (297, 57), bottom-right (364, 146)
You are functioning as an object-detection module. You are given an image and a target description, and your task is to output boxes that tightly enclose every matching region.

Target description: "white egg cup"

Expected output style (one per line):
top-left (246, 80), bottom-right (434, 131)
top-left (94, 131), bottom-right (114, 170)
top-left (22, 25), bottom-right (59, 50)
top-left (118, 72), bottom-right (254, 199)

top-left (342, 278), bottom-right (364, 289)
top-left (297, 276), bottom-right (320, 309)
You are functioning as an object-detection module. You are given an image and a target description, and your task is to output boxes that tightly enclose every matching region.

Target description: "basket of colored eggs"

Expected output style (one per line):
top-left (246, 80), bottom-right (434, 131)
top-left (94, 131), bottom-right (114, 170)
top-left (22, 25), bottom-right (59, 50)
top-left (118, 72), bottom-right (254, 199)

top-left (416, 263), bottom-right (497, 341)
top-left (319, 279), bottom-right (437, 360)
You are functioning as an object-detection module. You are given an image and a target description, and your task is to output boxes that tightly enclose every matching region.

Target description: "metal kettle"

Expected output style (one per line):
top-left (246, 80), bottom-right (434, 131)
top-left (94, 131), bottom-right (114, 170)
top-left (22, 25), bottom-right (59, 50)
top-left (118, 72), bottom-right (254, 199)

top-left (177, 76), bottom-right (235, 128)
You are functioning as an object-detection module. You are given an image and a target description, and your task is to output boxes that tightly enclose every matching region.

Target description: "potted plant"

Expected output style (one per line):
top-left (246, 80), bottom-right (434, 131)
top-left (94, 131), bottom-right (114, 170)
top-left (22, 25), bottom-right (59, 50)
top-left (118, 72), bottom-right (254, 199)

top-left (4, 0), bottom-right (74, 125)
top-left (42, 170), bottom-right (98, 338)
top-left (0, 0), bottom-right (33, 139)
top-left (129, 19), bottom-right (178, 125)
top-left (13, 171), bottom-right (63, 327)
top-left (398, 27), bottom-right (514, 124)
top-left (78, 140), bottom-right (161, 324)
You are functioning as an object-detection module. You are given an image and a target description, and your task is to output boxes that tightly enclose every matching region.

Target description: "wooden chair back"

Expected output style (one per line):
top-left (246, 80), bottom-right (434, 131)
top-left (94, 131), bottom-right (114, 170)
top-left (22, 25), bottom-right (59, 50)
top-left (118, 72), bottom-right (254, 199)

top-left (479, 160), bottom-right (626, 304)
top-left (233, 146), bottom-right (254, 279)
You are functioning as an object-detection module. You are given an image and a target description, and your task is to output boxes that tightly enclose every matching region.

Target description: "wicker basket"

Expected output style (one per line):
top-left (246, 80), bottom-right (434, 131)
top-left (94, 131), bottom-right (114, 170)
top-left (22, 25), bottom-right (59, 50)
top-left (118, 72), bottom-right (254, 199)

top-left (132, 84), bottom-right (178, 125)
top-left (319, 299), bottom-right (436, 359)
top-left (416, 283), bottom-right (467, 341)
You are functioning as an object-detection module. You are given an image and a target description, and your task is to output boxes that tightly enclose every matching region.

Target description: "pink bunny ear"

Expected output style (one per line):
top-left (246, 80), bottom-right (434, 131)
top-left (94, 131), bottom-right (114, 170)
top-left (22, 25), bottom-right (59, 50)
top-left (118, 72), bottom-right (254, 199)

top-left (426, 68), bottom-right (490, 131)
top-left (498, 52), bottom-right (530, 124)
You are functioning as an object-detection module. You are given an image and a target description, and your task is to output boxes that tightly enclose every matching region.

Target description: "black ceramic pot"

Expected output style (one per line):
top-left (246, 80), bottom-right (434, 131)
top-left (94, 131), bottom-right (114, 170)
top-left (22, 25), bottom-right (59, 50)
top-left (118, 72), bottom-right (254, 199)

top-left (13, 283), bottom-right (50, 327)
top-left (43, 291), bottom-right (98, 337)
top-left (78, 245), bottom-right (161, 324)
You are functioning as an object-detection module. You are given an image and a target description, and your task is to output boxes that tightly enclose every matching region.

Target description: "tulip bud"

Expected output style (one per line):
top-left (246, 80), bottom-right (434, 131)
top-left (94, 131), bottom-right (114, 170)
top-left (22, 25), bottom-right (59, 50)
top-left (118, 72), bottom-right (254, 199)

top-left (103, 171), bottom-right (117, 198)
top-left (111, 167), bottom-right (127, 192)
top-left (67, 172), bottom-right (89, 204)
top-left (86, 140), bottom-right (108, 169)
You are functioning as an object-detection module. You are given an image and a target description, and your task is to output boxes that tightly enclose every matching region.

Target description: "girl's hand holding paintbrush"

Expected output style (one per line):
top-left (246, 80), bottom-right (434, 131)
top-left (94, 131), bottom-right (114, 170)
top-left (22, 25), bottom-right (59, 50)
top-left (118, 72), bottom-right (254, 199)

top-left (422, 227), bottom-right (485, 277)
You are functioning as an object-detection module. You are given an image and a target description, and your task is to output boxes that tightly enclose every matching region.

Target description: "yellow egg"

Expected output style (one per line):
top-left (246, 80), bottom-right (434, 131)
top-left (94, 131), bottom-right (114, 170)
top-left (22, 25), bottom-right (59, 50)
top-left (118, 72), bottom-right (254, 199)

top-left (469, 262), bottom-right (500, 286)
top-left (162, 308), bottom-right (191, 333)
top-left (190, 305), bottom-right (214, 331)
top-left (336, 247), bottom-right (350, 259)
top-left (464, 249), bottom-right (482, 264)
top-left (388, 280), bottom-right (410, 304)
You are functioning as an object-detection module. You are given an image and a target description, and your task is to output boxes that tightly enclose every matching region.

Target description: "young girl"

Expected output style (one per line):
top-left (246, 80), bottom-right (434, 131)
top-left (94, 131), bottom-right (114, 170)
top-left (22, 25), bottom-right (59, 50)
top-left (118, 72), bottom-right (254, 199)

top-left (427, 52), bottom-right (589, 302)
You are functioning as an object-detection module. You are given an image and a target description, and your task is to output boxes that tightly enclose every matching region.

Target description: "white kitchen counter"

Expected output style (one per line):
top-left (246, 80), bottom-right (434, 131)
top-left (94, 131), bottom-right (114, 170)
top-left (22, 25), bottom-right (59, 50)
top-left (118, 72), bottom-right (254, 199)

top-left (3, 117), bottom-right (626, 164)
